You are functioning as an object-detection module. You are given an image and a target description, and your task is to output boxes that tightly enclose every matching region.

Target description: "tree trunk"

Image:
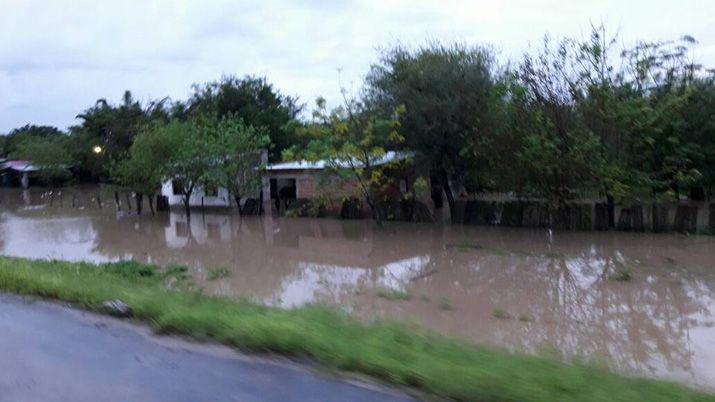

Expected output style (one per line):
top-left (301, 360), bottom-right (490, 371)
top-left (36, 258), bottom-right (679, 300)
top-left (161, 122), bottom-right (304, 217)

top-left (148, 196), bottom-right (155, 215)
top-left (235, 196), bottom-right (243, 216)
top-left (114, 191), bottom-right (121, 211)
top-left (125, 193), bottom-right (133, 211)
top-left (606, 194), bottom-right (615, 228)
top-left (441, 169), bottom-right (456, 222)
top-left (136, 193), bottom-right (144, 215)
top-left (365, 195), bottom-right (383, 228)
top-left (259, 189), bottom-right (264, 215)
top-left (183, 191), bottom-right (192, 220)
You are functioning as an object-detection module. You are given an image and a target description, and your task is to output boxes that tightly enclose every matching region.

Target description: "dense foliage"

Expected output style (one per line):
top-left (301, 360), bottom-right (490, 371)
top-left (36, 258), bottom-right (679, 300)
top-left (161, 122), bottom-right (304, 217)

top-left (366, 26), bottom-right (715, 222)
top-left (2, 26), bottom-right (714, 226)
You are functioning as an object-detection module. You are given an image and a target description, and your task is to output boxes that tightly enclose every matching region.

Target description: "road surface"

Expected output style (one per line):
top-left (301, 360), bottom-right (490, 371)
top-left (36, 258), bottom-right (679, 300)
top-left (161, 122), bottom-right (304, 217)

top-left (0, 294), bottom-right (415, 402)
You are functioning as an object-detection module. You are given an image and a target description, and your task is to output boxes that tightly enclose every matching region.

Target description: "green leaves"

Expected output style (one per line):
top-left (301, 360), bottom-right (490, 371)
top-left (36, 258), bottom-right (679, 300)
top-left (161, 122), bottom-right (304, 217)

top-left (287, 96), bottom-right (406, 225)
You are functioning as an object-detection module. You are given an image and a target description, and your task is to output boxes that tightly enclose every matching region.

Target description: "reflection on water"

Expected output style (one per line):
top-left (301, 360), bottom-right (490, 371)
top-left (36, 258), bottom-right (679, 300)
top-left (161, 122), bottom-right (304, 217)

top-left (2, 187), bottom-right (715, 388)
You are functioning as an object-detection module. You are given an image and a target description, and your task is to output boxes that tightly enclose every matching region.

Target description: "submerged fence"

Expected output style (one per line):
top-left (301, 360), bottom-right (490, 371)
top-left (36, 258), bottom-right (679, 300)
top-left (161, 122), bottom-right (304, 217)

top-left (450, 199), bottom-right (714, 233)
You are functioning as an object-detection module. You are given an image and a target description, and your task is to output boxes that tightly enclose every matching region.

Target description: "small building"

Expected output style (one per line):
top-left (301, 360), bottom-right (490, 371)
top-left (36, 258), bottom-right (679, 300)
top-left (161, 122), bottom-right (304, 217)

top-left (160, 151), bottom-right (269, 211)
top-left (0, 160), bottom-right (40, 188)
top-left (160, 181), bottom-right (233, 209)
top-left (158, 150), bottom-right (429, 218)
top-left (264, 151), bottom-right (424, 216)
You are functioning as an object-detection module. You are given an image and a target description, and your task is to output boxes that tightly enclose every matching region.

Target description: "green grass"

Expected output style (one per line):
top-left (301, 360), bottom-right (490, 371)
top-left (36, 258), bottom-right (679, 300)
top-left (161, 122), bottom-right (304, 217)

top-left (0, 256), bottom-right (713, 402)
top-left (375, 287), bottom-right (412, 301)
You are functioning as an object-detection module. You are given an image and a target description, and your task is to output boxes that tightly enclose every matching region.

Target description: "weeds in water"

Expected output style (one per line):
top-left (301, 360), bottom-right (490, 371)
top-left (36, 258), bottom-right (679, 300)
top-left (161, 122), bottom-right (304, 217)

top-left (163, 264), bottom-right (189, 281)
top-left (492, 308), bottom-right (512, 319)
top-left (518, 314), bottom-right (534, 322)
top-left (207, 267), bottom-right (230, 281)
top-left (438, 297), bottom-right (454, 311)
top-left (376, 288), bottom-right (412, 301)
top-left (609, 264), bottom-right (633, 282)
top-left (446, 242), bottom-right (510, 256)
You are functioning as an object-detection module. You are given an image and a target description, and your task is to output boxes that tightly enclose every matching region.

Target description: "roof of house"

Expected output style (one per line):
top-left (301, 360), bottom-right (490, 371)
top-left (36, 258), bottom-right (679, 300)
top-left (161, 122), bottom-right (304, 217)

top-left (0, 160), bottom-right (40, 173)
top-left (265, 151), bottom-right (413, 172)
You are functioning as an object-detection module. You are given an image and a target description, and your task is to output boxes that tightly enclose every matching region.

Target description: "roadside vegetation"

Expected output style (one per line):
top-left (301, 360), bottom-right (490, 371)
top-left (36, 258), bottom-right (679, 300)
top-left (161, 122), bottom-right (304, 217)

top-left (1, 256), bottom-right (713, 402)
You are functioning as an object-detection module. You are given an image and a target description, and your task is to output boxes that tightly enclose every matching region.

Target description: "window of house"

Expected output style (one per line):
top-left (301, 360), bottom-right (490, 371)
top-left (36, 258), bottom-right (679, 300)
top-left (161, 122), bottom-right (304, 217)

top-left (172, 181), bottom-right (185, 196)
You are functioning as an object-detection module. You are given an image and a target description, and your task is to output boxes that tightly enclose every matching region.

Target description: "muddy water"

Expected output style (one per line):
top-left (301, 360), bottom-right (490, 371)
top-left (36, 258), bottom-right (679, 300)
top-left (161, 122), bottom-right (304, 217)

top-left (2, 187), bottom-right (715, 388)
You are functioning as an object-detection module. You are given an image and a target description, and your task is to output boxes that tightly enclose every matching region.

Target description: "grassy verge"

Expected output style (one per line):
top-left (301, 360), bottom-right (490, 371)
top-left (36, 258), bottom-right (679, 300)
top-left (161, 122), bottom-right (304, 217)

top-left (0, 256), bottom-right (713, 402)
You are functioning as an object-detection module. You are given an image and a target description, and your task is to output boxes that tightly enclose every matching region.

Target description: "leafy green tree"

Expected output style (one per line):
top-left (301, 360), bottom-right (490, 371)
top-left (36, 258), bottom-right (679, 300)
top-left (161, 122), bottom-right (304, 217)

top-left (72, 90), bottom-right (170, 180)
top-left (153, 119), bottom-right (217, 218)
top-left (366, 43), bottom-right (501, 219)
top-left (679, 77), bottom-right (715, 196)
top-left (187, 75), bottom-right (303, 161)
top-left (285, 96), bottom-right (406, 227)
top-left (9, 133), bottom-right (76, 185)
top-left (2, 125), bottom-right (65, 157)
top-left (112, 121), bottom-right (176, 214)
top-left (510, 36), bottom-right (603, 213)
top-left (210, 118), bottom-right (270, 214)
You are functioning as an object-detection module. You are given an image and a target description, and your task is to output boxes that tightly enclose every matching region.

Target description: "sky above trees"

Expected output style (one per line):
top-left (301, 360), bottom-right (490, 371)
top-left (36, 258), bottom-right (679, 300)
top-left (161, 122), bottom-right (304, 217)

top-left (1, 0), bottom-right (713, 132)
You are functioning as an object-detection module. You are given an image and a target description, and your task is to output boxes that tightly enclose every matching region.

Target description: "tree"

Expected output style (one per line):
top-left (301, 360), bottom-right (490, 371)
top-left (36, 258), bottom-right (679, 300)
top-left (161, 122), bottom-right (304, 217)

top-left (187, 75), bottom-right (303, 161)
top-left (72, 90), bottom-right (170, 180)
top-left (210, 118), bottom-right (270, 214)
top-left (366, 43), bottom-right (501, 220)
top-left (2, 125), bottom-right (65, 157)
top-left (9, 133), bottom-right (76, 185)
top-left (112, 121), bottom-right (175, 215)
top-left (154, 119), bottom-right (218, 218)
top-left (510, 36), bottom-right (603, 215)
top-left (285, 96), bottom-right (406, 227)
top-left (571, 27), bottom-right (704, 215)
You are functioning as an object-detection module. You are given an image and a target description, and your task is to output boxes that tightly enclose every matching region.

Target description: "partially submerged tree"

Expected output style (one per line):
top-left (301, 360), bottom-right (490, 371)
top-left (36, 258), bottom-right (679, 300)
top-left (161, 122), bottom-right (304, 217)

top-left (125, 114), bottom-right (267, 218)
top-left (366, 43), bottom-right (501, 220)
top-left (509, 36), bottom-right (603, 215)
top-left (112, 121), bottom-right (175, 215)
top-left (210, 118), bottom-right (270, 214)
top-left (285, 96), bottom-right (407, 227)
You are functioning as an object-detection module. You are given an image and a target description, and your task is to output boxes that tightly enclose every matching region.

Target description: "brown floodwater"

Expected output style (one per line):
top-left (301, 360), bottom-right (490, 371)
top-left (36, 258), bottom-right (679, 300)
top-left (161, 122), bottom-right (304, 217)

top-left (2, 186), bottom-right (715, 389)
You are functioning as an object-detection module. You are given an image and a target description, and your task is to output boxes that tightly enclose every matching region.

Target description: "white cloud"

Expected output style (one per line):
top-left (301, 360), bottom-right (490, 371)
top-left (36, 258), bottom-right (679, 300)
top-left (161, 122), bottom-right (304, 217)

top-left (0, 0), bottom-right (713, 132)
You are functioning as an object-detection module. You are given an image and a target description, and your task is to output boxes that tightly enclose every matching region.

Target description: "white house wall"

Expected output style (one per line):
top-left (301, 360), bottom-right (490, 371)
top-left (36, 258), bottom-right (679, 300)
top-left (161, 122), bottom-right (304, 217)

top-left (160, 181), bottom-right (232, 208)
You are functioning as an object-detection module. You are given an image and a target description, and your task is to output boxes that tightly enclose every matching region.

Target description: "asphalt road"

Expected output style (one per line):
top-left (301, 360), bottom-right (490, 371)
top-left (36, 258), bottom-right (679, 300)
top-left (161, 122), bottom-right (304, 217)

top-left (0, 294), bottom-right (415, 402)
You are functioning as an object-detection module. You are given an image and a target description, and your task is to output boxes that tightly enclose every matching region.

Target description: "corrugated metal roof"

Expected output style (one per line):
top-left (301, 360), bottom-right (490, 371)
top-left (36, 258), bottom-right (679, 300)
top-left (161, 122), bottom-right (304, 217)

top-left (265, 151), bottom-right (412, 171)
top-left (0, 160), bottom-right (40, 172)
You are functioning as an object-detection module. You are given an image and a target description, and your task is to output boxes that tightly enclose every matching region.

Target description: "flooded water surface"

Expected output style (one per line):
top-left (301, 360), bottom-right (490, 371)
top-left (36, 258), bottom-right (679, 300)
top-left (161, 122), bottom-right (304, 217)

top-left (2, 187), bottom-right (715, 389)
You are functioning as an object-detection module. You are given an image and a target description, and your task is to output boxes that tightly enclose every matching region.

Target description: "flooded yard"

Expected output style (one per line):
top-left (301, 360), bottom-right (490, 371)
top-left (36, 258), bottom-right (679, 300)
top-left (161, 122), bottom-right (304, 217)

top-left (2, 186), bottom-right (715, 389)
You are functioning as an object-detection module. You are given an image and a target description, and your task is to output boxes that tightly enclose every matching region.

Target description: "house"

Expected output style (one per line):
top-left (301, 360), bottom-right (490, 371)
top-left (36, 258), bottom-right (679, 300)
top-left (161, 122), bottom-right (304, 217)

top-left (159, 150), bottom-right (429, 218)
top-left (160, 181), bottom-right (235, 209)
top-left (160, 151), bottom-right (269, 211)
top-left (264, 151), bottom-right (425, 216)
top-left (0, 160), bottom-right (40, 188)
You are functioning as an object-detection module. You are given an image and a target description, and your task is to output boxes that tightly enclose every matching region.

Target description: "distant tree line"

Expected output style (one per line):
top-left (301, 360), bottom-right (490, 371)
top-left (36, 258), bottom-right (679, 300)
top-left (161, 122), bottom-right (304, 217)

top-left (2, 25), bottom-right (714, 225)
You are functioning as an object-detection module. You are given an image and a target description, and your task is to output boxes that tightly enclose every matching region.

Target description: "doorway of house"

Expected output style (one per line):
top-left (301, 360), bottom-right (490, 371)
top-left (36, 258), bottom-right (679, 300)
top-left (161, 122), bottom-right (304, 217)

top-left (269, 178), bottom-right (296, 214)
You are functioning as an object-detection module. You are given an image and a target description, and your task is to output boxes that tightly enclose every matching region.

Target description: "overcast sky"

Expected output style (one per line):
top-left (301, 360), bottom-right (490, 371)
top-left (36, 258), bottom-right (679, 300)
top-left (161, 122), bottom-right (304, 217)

top-left (0, 0), bottom-right (713, 133)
